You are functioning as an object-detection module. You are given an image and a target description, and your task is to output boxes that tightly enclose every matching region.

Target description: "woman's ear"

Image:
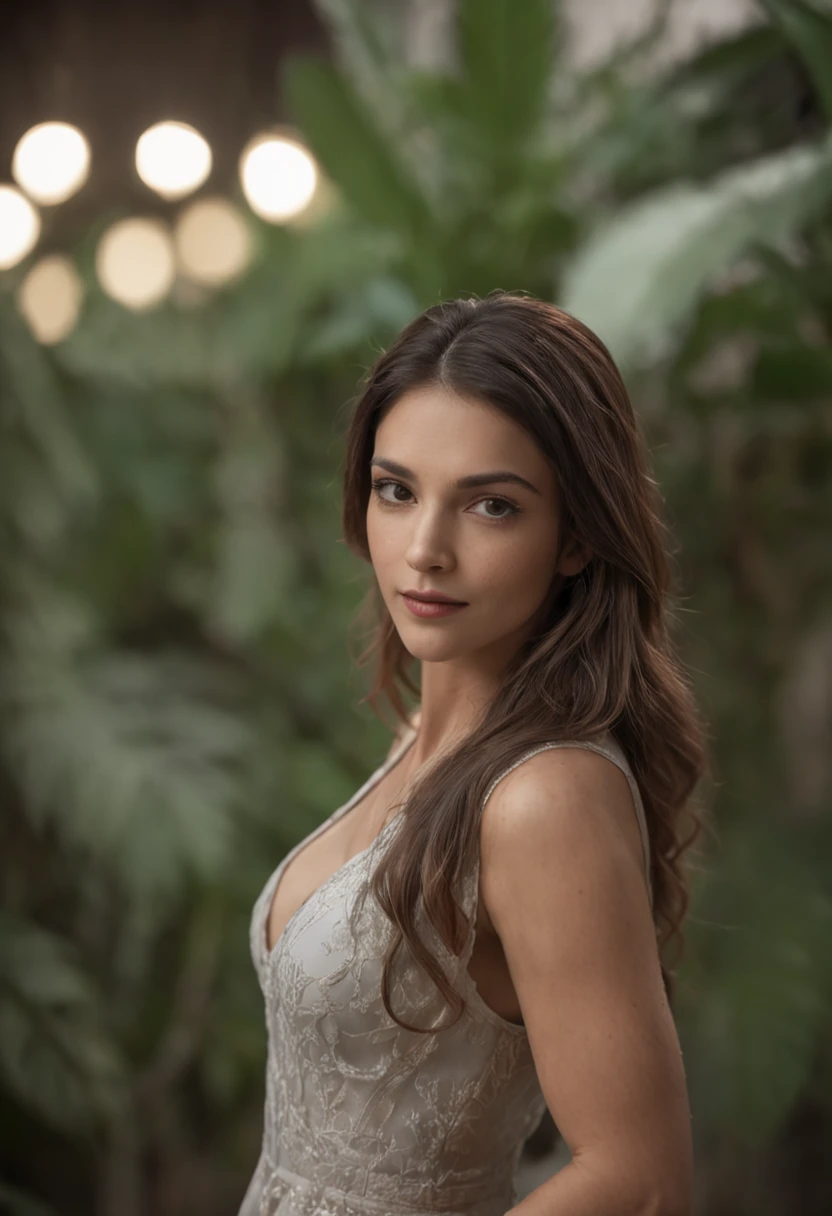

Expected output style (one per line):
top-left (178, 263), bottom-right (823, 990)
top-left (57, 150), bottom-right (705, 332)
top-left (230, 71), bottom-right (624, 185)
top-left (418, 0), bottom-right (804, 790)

top-left (557, 537), bottom-right (591, 579)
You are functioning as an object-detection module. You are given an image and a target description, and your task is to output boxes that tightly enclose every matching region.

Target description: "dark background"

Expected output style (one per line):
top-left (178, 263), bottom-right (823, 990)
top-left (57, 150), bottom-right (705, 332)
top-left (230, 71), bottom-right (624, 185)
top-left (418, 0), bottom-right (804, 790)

top-left (0, 1), bottom-right (331, 246)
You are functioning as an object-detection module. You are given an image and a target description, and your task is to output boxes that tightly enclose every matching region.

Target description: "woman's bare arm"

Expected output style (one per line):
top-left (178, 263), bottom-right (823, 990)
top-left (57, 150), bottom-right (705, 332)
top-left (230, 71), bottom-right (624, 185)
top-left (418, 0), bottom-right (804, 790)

top-left (480, 746), bottom-right (692, 1216)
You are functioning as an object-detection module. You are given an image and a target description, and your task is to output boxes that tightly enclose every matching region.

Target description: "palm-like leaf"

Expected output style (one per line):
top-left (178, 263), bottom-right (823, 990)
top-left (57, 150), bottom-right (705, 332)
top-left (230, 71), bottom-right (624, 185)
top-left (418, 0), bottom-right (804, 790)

top-left (0, 911), bottom-right (126, 1133)
top-left (456, 0), bottom-right (555, 161)
top-left (561, 132), bottom-right (832, 367)
top-left (0, 300), bottom-right (97, 510)
top-left (283, 55), bottom-right (435, 238)
top-left (1, 587), bottom-right (250, 907)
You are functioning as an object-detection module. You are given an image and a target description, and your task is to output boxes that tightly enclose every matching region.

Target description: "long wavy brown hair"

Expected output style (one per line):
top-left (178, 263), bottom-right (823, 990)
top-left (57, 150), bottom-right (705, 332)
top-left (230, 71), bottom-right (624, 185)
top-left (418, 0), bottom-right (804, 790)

top-left (340, 291), bottom-right (707, 1033)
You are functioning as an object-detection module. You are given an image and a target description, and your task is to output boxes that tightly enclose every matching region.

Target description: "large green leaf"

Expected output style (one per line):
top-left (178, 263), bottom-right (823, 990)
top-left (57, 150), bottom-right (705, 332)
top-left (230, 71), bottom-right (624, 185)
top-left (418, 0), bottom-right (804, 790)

top-left (561, 132), bottom-right (832, 367)
top-left (0, 588), bottom-right (250, 907)
top-left (762, 0), bottom-right (832, 121)
top-left (457, 0), bottom-right (555, 158)
top-left (283, 56), bottom-right (434, 237)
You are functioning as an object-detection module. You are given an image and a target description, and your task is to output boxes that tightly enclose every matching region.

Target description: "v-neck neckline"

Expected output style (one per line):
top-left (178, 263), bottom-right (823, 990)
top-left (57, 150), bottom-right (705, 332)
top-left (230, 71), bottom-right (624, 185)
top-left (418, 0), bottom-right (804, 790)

top-left (261, 725), bottom-right (418, 963)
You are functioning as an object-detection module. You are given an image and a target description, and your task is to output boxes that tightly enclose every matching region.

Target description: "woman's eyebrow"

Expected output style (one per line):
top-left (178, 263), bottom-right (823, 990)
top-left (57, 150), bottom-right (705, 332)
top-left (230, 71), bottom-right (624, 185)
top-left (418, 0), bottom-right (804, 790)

top-left (370, 456), bottom-right (541, 495)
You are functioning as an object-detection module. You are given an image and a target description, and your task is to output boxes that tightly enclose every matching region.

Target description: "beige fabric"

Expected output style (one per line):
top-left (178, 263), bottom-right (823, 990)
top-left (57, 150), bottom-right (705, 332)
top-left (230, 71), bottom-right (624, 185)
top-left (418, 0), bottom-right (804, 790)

top-left (240, 726), bottom-right (651, 1216)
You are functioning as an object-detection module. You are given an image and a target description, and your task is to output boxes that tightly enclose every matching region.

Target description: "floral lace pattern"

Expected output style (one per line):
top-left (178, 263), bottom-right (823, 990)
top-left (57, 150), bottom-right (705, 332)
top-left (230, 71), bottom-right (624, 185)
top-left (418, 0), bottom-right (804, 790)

top-left (239, 729), bottom-right (651, 1216)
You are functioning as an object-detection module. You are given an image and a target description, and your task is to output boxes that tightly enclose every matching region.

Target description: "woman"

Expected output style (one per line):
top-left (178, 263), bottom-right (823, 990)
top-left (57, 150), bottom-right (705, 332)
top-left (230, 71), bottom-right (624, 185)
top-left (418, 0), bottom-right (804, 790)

top-left (240, 292), bottom-right (706, 1216)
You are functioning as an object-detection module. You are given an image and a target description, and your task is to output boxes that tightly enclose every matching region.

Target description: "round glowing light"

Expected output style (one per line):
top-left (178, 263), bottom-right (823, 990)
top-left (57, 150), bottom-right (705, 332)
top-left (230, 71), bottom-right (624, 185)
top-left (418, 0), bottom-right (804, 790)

top-left (95, 217), bottom-right (176, 310)
top-left (0, 186), bottom-right (41, 269)
top-left (135, 121), bottom-right (212, 200)
top-left (174, 196), bottom-right (253, 286)
top-left (17, 255), bottom-right (83, 343)
top-left (239, 134), bottom-right (318, 222)
top-left (12, 122), bottom-right (91, 205)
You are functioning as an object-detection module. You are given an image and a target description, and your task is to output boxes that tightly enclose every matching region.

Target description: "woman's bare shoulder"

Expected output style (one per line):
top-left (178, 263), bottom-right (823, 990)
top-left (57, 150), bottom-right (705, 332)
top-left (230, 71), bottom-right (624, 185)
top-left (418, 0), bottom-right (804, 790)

top-left (479, 743), bottom-right (648, 907)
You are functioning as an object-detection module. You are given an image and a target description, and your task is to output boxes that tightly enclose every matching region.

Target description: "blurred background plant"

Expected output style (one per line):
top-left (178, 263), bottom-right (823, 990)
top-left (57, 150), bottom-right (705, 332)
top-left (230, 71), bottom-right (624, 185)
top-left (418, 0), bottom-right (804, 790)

top-left (0, 1), bottom-right (831, 1214)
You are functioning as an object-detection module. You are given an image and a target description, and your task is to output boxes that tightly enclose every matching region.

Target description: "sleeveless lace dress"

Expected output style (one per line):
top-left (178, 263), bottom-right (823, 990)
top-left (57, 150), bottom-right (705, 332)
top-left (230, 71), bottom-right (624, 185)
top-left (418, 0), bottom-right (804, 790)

top-left (239, 725), bottom-right (652, 1216)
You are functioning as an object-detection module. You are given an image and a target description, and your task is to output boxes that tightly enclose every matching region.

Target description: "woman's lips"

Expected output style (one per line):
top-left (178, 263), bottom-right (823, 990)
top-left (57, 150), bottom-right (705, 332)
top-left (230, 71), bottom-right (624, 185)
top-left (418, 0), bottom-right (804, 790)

top-left (400, 594), bottom-right (468, 619)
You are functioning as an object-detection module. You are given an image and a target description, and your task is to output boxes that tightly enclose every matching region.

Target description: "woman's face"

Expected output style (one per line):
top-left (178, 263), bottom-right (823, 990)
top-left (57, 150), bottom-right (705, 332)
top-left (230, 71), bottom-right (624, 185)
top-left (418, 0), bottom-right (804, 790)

top-left (367, 384), bottom-right (585, 668)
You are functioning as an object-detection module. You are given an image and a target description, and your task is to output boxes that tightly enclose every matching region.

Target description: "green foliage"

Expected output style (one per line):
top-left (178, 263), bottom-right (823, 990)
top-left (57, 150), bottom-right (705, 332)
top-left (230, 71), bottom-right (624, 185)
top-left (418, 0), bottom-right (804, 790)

top-left (677, 831), bottom-right (832, 1145)
top-left (283, 57), bottom-right (435, 236)
top-left (762, 0), bottom-right (832, 120)
top-left (0, 911), bottom-right (126, 1134)
top-left (284, 0), bottom-right (570, 302)
top-left (455, 0), bottom-right (555, 162)
top-left (561, 132), bottom-right (832, 368)
top-left (4, 627), bottom-right (251, 904)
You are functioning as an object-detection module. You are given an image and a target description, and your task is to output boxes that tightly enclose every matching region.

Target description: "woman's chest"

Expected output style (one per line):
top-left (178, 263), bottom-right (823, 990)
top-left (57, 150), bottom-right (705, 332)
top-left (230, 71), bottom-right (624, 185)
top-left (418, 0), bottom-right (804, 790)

top-left (265, 764), bottom-right (407, 957)
top-left (262, 761), bottom-right (524, 1030)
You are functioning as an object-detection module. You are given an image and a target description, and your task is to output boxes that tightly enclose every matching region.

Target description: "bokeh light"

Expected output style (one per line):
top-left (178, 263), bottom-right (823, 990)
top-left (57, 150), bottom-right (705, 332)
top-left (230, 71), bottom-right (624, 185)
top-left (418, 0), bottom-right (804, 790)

top-left (174, 196), bottom-right (253, 286)
top-left (239, 133), bottom-right (317, 222)
top-left (95, 216), bottom-right (176, 310)
top-left (135, 121), bottom-right (212, 200)
top-left (12, 122), bottom-right (91, 205)
top-left (0, 185), bottom-right (41, 269)
top-left (17, 254), bottom-right (84, 343)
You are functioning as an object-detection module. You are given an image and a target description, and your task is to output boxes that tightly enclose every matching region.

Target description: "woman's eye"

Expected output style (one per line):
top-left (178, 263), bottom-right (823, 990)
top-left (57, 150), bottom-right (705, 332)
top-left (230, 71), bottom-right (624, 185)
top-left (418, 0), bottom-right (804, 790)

top-left (371, 478), bottom-right (412, 504)
top-left (370, 479), bottom-right (520, 522)
top-left (472, 497), bottom-right (518, 520)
